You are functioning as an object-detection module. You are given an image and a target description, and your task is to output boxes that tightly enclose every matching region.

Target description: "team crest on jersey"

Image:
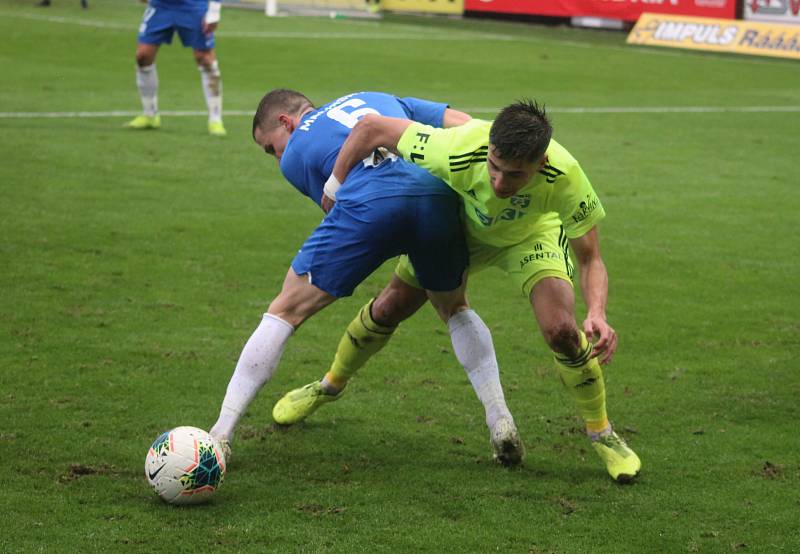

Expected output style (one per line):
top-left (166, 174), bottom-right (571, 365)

top-left (510, 194), bottom-right (530, 208)
top-left (474, 194), bottom-right (530, 226)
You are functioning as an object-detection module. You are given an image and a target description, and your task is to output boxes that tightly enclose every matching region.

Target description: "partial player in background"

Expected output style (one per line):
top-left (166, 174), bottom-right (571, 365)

top-left (208, 90), bottom-right (524, 467)
top-left (278, 99), bottom-right (641, 483)
top-left (126, 0), bottom-right (226, 136)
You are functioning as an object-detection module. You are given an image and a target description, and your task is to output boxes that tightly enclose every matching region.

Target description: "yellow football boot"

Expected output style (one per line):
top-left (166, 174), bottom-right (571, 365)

top-left (124, 114), bottom-right (161, 130)
top-left (591, 430), bottom-right (641, 483)
top-left (208, 120), bottom-right (227, 137)
top-left (272, 381), bottom-right (342, 425)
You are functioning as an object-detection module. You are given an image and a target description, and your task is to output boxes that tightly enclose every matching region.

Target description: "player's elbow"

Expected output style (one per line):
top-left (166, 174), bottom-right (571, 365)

top-left (353, 115), bottom-right (394, 149)
top-left (353, 114), bottom-right (382, 141)
top-left (443, 109), bottom-right (472, 128)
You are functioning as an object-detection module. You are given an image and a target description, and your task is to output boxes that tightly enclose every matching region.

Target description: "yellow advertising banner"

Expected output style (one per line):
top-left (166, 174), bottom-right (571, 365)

top-left (627, 13), bottom-right (800, 60)
top-left (382, 0), bottom-right (463, 15)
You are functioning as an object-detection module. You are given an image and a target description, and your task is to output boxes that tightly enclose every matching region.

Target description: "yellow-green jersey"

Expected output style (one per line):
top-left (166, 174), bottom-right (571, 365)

top-left (396, 119), bottom-right (605, 247)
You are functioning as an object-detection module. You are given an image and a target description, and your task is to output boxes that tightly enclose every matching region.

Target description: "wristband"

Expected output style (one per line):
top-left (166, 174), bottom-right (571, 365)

top-left (206, 1), bottom-right (221, 24)
top-left (323, 174), bottom-right (341, 200)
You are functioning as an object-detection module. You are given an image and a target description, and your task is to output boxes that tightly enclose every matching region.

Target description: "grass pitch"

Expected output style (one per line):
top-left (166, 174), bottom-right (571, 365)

top-left (1, 1), bottom-right (799, 552)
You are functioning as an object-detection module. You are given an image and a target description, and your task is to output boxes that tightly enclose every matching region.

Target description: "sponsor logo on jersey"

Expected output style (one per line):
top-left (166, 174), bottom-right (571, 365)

top-left (571, 195), bottom-right (599, 223)
top-left (520, 244), bottom-right (563, 269)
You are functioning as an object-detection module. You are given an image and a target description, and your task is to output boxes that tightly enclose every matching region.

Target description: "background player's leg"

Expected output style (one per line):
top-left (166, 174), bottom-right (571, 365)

top-left (209, 269), bottom-right (335, 448)
top-left (126, 43), bottom-right (161, 129)
top-left (194, 49), bottom-right (225, 136)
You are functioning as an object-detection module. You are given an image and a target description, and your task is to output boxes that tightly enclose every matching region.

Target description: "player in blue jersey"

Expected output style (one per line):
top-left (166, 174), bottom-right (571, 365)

top-left (208, 89), bottom-right (524, 467)
top-left (125, 0), bottom-right (226, 136)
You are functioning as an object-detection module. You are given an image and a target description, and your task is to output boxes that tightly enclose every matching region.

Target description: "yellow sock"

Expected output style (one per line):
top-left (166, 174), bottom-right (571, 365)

top-left (553, 331), bottom-right (608, 432)
top-left (325, 299), bottom-right (396, 389)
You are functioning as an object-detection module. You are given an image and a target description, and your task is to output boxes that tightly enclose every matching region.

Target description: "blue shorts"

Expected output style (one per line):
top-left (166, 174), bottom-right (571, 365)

top-left (137, 6), bottom-right (214, 51)
top-left (292, 194), bottom-right (467, 298)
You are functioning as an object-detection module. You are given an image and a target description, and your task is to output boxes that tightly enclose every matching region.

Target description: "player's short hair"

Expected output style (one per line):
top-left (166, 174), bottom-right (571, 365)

top-left (252, 89), bottom-right (314, 137)
top-left (489, 99), bottom-right (552, 163)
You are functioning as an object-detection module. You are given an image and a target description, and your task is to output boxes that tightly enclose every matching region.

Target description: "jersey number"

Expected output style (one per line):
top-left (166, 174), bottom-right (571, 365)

top-left (327, 98), bottom-right (396, 168)
top-left (326, 99), bottom-right (379, 129)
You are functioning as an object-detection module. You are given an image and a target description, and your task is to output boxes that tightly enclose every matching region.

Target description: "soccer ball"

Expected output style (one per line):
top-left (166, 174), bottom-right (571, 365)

top-left (144, 426), bottom-right (226, 505)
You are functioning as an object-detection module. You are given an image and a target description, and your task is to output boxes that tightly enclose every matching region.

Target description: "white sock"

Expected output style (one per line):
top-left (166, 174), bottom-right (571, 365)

top-left (198, 60), bottom-right (222, 124)
top-left (209, 313), bottom-right (294, 442)
top-left (447, 309), bottom-right (513, 430)
top-left (136, 63), bottom-right (158, 117)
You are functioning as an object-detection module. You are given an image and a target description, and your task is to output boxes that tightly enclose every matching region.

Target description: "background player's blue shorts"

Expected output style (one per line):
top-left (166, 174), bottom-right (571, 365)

top-left (137, 6), bottom-right (214, 51)
top-left (292, 193), bottom-right (467, 298)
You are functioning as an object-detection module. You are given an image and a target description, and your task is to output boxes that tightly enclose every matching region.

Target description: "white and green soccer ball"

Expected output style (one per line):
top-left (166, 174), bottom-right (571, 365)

top-left (144, 426), bottom-right (226, 505)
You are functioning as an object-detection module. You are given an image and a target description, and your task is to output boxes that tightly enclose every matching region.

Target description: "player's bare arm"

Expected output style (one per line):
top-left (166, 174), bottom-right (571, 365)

top-left (442, 108), bottom-right (471, 128)
top-left (331, 115), bottom-right (413, 184)
top-left (321, 110), bottom-right (470, 212)
top-left (321, 115), bottom-right (413, 211)
top-left (570, 226), bottom-right (617, 364)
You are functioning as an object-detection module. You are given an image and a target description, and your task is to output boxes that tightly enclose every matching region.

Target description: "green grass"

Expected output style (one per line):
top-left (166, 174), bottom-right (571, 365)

top-left (2, 1), bottom-right (799, 552)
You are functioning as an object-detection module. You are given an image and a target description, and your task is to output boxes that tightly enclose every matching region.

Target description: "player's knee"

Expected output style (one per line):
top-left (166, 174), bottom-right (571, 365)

top-left (267, 296), bottom-right (307, 329)
top-left (543, 322), bottom-right (580, 356)
top-left (370, 278), bottom-right (427, 326)
top-left (370, 296), bottom-right (400, 327)
top-left (372, 289), bottom-right (424, 327)
top-left (194, 50), bottom-right (215, 68)
top-left (429, 295), bottom-right (469, 324)
top-left (135, 50), bottom-right (155, 67)
top-left (268, 281), bottom-right (336, 329)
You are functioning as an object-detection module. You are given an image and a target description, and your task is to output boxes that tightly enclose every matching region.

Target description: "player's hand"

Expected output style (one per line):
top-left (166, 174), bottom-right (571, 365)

top-left (202, 20), bottom-right (218, 34)
top-left (583, 315), bottom-right (617, 365)
top-left (321, 194), bottom-right (335, 213)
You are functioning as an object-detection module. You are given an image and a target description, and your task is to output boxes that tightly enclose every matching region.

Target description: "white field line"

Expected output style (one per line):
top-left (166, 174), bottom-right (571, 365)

top-left (0, 12), bottom-right (521, 41)
top-left (3, 11), bottom-right (797, 67)
top-left (1, 106), bottom-right (799, 119)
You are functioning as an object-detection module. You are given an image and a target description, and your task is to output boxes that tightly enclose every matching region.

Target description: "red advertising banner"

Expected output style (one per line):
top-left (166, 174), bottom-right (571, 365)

top-left (464, 0), bottom-right (737, 21)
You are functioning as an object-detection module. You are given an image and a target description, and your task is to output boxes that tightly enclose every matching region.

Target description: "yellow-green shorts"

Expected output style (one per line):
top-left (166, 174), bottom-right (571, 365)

top-left (396, 223), bottom-right (574, 298)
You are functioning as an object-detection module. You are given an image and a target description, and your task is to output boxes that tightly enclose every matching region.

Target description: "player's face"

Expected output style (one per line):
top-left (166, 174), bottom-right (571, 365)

top-left (486, 146), bottom-right (543, 198)
top-left (254, 124), bottom-right (291, 161)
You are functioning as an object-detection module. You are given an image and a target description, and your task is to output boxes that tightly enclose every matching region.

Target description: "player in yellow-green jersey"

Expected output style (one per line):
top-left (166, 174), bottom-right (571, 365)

top-left (273, 99), bottom-right (640, 483)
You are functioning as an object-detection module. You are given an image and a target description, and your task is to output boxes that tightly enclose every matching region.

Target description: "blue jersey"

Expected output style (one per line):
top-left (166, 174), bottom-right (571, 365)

top-left (149, 0), bottom-right (207, 11)
top-left (279, 92), bottom-right (453, 208)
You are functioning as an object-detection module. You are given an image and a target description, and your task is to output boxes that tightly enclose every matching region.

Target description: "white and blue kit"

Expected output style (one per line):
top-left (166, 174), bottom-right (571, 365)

top-left (281, 92), bottom-right (468, 298)
top-left (138, 0), bottom-right (215, 51)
